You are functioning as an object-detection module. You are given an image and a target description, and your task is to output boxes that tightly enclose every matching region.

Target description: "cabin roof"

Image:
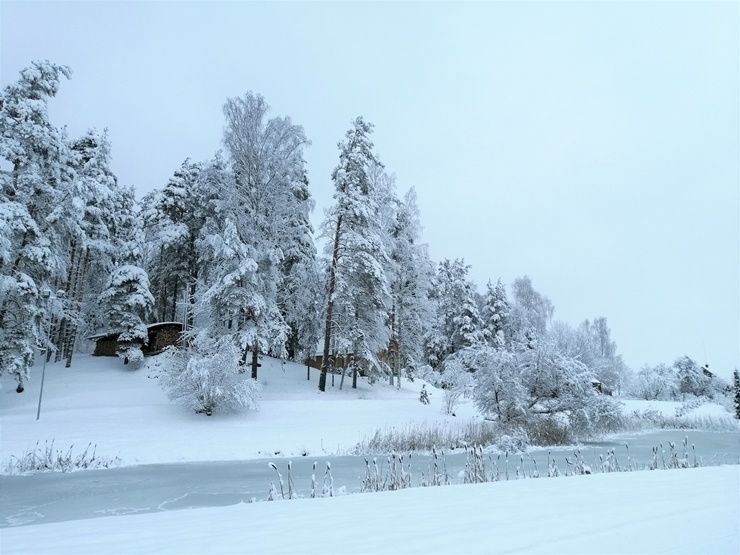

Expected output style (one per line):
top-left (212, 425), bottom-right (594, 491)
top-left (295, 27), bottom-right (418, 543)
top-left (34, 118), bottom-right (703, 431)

top-left (86, 322), bottom-right (183, 341)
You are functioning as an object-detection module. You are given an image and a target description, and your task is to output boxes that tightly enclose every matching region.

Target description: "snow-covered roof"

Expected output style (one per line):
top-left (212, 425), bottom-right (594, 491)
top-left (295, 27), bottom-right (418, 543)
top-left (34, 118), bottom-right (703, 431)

top-left (86, 322), bottom-right (183, 340)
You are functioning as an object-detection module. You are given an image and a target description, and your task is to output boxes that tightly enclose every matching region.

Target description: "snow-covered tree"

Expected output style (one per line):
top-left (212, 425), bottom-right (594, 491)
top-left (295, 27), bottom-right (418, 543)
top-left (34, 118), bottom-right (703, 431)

top-left (97, 265), bottom-right (154, 365)
top-left (52, 129), bottom-right (120, 367)
top-left (733, 368), bottom-right (740, 419)
top-left (0, 60), bottom-right (72, 390)
top-left (157, 336), bottom-right (260, 416)
top-left (197, 209), bottom-right (287, 373)
top-left (508, 275), bottom-right (554, 347)
top-left (633, 363), bottom-right (678, 401)
top-left (519, 339), bottom-right (622, 434)
top-left (276, 172), bottom-right (321, 364)
top-left (470, 346), bottom-right (526, 422)
top-left (577, 318), bottom-right (625, 392)
top-left (214, 92), bottom-right (313, 377)
top-left (481, 279), bottom-right (509, 350)
top-left (439, 354), bottom-right (474, 415)
top-left (424, 259), bottom-right (482, 371)
top-left (451, 287), bottom-right (486, 351)
top-left (142, 158), bottom-right (211, 326)
top-left (547, 318), bottom-right (627, 395)
top-left (673, 355), bottom-right (710, 399)
top-left (318, 117), bottom-right (391, 391)
top-left (386, 187), bottom-right (434, 385)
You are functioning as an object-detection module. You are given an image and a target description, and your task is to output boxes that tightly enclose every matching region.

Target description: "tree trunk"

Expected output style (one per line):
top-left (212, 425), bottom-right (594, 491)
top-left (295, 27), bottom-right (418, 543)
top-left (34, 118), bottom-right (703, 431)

top-left (170, 274), bottom-right (179, 323)
top-left (339, 361), bottom-right (347, 390)
top-left (65, 245), bottom-right (89, 368)
top-left (396, 327), bottom-right (401, 390)
top-left (251, 341), bottom-right (260, 380)
top-left (389, 307), bottom-right (395, 386)
top-left (319, 215), bottom-right (342, 392)
top-left (156, 245), bottom-right (166, 322)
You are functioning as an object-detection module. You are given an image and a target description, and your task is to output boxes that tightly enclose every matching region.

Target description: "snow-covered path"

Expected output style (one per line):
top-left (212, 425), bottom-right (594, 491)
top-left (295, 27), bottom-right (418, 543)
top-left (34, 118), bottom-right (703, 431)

top-left (2, 465), bottom-right (738, 554)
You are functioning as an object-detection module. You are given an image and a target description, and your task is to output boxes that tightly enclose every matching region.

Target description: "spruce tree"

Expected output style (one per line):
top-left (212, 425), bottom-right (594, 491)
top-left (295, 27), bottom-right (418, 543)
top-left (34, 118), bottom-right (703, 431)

top-left (733, 368), bottom-right (740, 419)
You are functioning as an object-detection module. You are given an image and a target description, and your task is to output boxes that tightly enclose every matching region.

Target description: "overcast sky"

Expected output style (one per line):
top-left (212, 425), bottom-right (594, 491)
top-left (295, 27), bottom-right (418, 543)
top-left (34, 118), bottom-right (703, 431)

top-left (2, 1), bottom-right (738, 378)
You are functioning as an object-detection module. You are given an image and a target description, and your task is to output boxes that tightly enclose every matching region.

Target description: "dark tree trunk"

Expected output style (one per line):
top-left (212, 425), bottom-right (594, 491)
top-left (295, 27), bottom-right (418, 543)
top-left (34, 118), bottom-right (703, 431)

top-left (170, 274), bottom-right (179, 322)
top-left (251, 342), bottom-right (260, 380)
top-left (319, 215), bottom-right (342, 392)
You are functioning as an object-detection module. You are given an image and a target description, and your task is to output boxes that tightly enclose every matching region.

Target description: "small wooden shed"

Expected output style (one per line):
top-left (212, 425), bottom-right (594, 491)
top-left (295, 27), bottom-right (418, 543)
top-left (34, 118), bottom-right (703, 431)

top-left (89, 322), bottom-right (183, 357)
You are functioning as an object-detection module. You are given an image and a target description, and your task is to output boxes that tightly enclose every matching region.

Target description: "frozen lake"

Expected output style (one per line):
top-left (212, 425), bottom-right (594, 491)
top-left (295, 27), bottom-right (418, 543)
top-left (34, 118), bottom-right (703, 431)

top-left (2, 429), bottom-right (738, 528)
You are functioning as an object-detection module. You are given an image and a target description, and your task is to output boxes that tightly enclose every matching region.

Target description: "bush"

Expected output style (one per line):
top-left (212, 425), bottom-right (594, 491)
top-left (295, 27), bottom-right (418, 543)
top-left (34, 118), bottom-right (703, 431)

top-left (494, 431), bottom-right (530, 453)
top-left (522, 417), bottom-right (572, 446)
top-left (157, 340), bottom-right (260, 416)
top-left (440, 357), bottom-right (473, 415)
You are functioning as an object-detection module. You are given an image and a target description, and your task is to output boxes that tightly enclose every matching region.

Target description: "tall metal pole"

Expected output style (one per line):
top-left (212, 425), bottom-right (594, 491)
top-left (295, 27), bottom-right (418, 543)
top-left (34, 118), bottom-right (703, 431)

top-left (36, 289), bottom-right (51, 420)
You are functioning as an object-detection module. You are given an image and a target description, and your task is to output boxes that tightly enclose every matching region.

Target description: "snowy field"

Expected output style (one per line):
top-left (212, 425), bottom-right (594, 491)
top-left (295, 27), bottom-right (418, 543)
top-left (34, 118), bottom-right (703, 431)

top-left (1, 355), bottom-right (739, 554)
top-left (0, 355), bottom-right (485, 465)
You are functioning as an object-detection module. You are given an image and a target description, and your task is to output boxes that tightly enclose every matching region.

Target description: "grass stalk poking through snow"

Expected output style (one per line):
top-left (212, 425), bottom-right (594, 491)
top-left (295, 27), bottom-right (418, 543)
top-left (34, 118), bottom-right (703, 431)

top-left (1, 440), bottom-right (122, 474)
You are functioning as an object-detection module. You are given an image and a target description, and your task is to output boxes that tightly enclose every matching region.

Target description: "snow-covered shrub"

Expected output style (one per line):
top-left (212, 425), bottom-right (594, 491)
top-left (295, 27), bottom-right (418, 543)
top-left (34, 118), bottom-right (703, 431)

top-left (440, 355), bottom-right (473, 415)
top-left (419, 384), bottom-right (430, 405)
top-left (494, 431), bottom-right (530, 454)
top-left (158, 340), bottom-right (260, 416)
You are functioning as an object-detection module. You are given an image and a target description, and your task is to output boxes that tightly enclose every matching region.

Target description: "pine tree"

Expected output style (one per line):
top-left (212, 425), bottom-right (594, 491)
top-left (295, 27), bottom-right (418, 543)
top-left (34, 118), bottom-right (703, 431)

top-left (97, 265), bottom-right (154, 365)
top-left (318, 117), bottom-right (391, 391)
top-left (0, 60), bottom-right (72, 391)
top-left (276, 171), bottom-right (321, 364)
top-left (142, 159), bottom-right (203, 324)
top-left (387, 187), bottom-right (434, 386)
top-left (732, 368), bottom-right (740, 419)
top-left (451, 283), bottom-right (486, 351)
top-left (482, 279), bottom-right (509, 350)
top-left (54, 129), bottom-right (120, 367)
top-left (424, 259), bottom-right (476, 370)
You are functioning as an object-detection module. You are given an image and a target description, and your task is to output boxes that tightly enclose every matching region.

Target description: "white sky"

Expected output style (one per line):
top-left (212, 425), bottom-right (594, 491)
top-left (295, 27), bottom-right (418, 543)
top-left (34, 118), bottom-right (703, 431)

top-left (2, 1), bottom-right (738, 378)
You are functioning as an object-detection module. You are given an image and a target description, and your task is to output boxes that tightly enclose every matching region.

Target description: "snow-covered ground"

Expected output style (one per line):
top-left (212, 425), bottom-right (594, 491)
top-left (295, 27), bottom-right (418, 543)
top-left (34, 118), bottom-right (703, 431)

top-left (1, 355), bottom-right (482, 465)
top-left (1, 355), bottom-right (738, 554)
top-left (3, 465), bottom-right (737, 555)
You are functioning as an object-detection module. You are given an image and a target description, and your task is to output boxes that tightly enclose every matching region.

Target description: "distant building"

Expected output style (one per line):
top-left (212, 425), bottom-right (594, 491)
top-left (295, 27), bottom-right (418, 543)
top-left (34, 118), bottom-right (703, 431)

top-left (88, 322), bottom-right (183, 357)
top-left (590, 378), bottom-right (612, 396)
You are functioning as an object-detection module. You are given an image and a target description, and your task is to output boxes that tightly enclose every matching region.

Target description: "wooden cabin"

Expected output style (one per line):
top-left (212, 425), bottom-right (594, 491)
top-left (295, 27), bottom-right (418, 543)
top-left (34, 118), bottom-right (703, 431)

top-left (89, 322), bottom-right (183, 357)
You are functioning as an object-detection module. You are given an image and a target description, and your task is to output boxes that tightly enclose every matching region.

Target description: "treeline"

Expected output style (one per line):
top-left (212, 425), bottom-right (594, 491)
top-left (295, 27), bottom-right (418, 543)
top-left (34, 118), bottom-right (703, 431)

top-left (2, 60), bottom-right (631, 413)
